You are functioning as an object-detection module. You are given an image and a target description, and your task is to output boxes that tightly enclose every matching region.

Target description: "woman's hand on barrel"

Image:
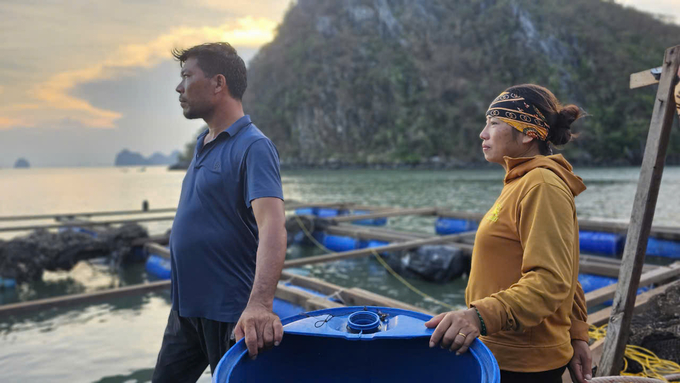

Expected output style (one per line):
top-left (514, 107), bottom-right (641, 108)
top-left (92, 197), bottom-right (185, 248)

top-left (425, 309), bottom-right (481, 355)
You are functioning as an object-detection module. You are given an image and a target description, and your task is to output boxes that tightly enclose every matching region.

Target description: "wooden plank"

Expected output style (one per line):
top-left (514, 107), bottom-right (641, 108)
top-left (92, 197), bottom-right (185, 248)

top-left (304, 296), bottom-right (344, 311)
top-left (578, 261), bottom-right (657, 279)
top-left (131, 234), bottom-right (169, 247)
top-left (0, 280), bottom-right (171, 316)
top-left (435, 209), bottom-right (680, 240)
top-left (339, 288), bottom-right (435, 315)
top-left (587, 281), bottom-right (677, 327)
top-left (331, 207), bottom-right (438, 223)
top-left (585, 262), bottom-right (680, 307)
top-left (0, 216), bottom-right (176, 233)
top-left (145, 243), bottom-right (171, 259)
top-left (280, 271), bottom-right (349, 296)
top-left (0, 208), bottom-right (177, 222)
top-left (283, 233), bottom-right (470, 268)
top-left (599, 45), bottom-right (680, 377)
top-left (630, 67), bottom-right (662, 89)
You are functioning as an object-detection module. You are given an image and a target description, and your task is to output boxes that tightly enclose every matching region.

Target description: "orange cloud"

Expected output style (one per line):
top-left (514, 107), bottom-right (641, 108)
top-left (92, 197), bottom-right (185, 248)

top-left (5, 16), bottom-right (277, 130)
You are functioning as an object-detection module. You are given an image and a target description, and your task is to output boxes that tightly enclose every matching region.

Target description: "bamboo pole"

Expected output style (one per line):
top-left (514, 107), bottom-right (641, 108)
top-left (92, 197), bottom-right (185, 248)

top-left (598, 45), bottom-right (680, 377)
top-left (0, 208), bottom-right (177, 222)
top-left (0, 216), bottom-right (176, 232)
top-left (331, 207), bottom-right (438, 223)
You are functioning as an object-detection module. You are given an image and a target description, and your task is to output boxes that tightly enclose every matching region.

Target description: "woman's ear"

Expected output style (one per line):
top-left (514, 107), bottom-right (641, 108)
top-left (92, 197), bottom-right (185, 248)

top-left (521, 134), bottom-right (535, 145)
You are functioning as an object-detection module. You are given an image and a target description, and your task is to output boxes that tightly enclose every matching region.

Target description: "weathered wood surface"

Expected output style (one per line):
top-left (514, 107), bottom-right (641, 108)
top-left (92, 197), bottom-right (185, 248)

top-left (0, 208), bottom-right (177, 222)
top-left (0, 267), bottom-right (429, 317)
top-left (0, 280), bottom-right (171, 316)
top-left (584, 262), bottom-right (680, 307)
top-left (331, 207), bottom-right (438, 223)
top-left (587, 280), bottom-right (678, 327)
top-left (283, 233), bottom-right (471, 268)
top-left (435, 209), bottom-right (680, 241)
top-left (0, 216), bottom-right (177, 233)
top-left (280, 271), bottom-right (433, 314)
top-left (629, 66), bottom-right (662, 89)
top-left (599, 45), bottom-right (680, 377)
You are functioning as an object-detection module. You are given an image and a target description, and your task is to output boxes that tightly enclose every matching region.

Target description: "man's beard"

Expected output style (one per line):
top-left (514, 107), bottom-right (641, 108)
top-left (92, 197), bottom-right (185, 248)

top-left (183, 103), bottom-right (211, 120)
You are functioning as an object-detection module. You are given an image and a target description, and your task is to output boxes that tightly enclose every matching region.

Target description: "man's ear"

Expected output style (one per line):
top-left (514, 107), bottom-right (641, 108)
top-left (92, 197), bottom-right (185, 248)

top-left (213, 74), bottom-right (227, 95)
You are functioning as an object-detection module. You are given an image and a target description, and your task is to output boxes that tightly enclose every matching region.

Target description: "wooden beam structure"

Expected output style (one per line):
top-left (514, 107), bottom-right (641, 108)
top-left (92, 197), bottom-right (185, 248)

top-left (629, 66), bottom-right (662, 89)
top-left (283, 233), bottom-right (470, 268)
top-left (331, 207), bottom-right (438, 223)
top-left (588, 280), bottom-right (678, 327)
top-left (584, 262), bottom-right (680, 307)
top-left (0, 208), bottom-right (177, 222)
top-left (0, 216), bottom-right (177, 233)
top-left (598, 45), bottom-right (680, 377)
top-left (0, 268), bottom-right (431, 318)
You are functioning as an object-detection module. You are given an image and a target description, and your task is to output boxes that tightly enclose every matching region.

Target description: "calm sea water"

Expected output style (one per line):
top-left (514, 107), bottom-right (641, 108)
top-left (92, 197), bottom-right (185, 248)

top-left (1, 165), bottom-right (680, 382)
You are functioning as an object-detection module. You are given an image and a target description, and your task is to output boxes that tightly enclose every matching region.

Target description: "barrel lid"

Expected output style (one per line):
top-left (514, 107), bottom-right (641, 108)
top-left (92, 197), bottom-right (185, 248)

top-left (282, 306), bottom-right (434, 340)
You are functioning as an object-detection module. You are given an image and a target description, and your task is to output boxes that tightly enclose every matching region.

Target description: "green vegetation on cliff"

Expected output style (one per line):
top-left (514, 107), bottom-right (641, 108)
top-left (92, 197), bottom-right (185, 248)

top-left (240, 0), bottom-right (680, 166)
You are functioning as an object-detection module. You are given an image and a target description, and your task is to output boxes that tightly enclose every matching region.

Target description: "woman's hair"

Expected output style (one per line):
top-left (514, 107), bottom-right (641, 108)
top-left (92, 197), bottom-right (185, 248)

top-left (504, 84), bottom-right (581, 155)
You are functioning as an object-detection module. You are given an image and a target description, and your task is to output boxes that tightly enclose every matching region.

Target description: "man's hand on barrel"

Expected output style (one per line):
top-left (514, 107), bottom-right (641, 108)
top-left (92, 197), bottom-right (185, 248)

top-left (234, 302), bottom-right (283, 360)
top-left (425, 309), bottom-right (481, 355)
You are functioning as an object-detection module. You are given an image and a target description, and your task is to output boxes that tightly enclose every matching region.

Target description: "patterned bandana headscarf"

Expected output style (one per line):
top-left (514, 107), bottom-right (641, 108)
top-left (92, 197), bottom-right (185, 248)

top-left (485, 91), bottom-right (551, 141)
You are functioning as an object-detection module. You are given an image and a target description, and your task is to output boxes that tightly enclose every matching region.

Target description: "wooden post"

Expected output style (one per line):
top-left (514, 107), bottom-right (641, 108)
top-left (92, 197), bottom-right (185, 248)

top-left (597, 45), bottom-right (680, 377)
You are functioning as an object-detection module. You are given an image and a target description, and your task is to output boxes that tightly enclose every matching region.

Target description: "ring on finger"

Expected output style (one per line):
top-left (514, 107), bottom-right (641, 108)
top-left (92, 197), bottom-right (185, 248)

top-left (457, 332), bottom-right (467, 338)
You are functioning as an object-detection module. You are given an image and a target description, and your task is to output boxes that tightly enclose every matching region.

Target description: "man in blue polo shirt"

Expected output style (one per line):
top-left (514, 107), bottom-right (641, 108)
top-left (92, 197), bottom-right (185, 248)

top-left (152, 42), bottom-right (287, 382)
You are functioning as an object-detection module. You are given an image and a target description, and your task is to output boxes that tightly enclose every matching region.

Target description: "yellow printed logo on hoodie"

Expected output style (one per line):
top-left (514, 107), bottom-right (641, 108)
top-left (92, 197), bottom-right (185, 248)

top-left (487, 203), bottom-right (502, 223)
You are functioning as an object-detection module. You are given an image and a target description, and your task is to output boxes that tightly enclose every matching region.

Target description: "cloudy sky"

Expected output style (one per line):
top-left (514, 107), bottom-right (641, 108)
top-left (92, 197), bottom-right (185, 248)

top-left (0, 0), bottom-right (677, 167)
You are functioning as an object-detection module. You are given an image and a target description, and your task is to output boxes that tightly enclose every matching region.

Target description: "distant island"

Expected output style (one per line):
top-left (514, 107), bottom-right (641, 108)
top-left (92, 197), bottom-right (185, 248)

top-left (114, 149), bottom-right (181, 166)
top-left (14, 158), bottom-right (30, 168)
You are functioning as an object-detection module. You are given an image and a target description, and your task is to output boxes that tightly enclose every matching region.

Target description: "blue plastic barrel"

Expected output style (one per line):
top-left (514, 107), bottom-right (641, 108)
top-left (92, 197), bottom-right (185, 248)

top-left (323, 235), bottom-right (366, 252)
top-left (213, 306), bottom-right (500, 383)
top-left (435, 218), bottom-right (478, 235)
top-left (316, 208), bottom-right (348, 218)
top-left (294, 207), bottom-right (316, 216)
top-left (350, 210), bottom-right (388, 226)
top-left (0, 276), bottom-right (17, 289)
top-left (579, 231), bottom-right (626, 257)
top-left (646, 237), bottom-right (680, 259)
top-left (365, 240), bottom-right (390, 255)
top-left (145, 254), bottom-right (171, 280)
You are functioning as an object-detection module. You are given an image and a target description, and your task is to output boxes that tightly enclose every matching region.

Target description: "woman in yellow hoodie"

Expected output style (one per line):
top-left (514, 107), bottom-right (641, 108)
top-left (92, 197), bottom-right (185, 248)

top-left (425, 84), bottom-right (591, 383)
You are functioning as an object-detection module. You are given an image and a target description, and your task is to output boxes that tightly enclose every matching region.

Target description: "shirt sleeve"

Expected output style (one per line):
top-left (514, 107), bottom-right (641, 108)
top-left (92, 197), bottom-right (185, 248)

top-left (243, 138), bottom-right (284, 208)
top-left (471, 182), bottom-right (576, 335)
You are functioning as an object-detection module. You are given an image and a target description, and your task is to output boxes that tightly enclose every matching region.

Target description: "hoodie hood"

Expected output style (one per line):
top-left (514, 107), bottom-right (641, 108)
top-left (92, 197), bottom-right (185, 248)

top-left (503, 154), bottom-right (586, 197)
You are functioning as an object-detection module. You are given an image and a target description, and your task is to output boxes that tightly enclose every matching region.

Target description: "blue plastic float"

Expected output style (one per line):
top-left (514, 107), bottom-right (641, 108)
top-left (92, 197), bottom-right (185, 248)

top-left (435, 218), bottom-right (478, 235)
top-left (322, 235), bottom-right (366, 252)
top-left (0, 277), bottom-right (17, 289)
top-left (646, 237), bottom-right (680, 259)
top-left (350, 210), bottom-right (388, 226)
top-left (213, 306), bottom-right (500, 383)
top-left (145, 254), bottom-right (172, 280)
top-left (578, 231), bottom-right (626, 257)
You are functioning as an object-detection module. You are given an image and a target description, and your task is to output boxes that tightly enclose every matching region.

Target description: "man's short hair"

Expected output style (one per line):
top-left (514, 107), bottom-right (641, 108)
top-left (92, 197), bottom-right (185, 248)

top-left (172, 42), bottom-right (247, 100)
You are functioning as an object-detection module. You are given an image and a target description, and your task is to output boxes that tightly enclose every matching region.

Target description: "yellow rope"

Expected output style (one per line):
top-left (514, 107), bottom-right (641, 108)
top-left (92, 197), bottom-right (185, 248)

top-left (589, 324), bottom-right (680, 381)
top-left (293, 216), bottom-right (458, 310)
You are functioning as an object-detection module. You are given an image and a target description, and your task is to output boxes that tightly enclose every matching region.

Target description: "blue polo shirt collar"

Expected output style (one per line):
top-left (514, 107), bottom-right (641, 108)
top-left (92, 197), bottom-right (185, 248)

top-left (196, 115), bottom-right (253, 142)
